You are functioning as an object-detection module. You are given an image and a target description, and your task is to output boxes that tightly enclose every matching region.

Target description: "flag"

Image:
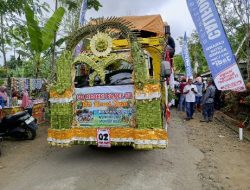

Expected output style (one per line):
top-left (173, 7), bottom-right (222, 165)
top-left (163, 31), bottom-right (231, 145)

top-left (79, 0), bottom-right (87, 26)
top-left (182, 32), bottom-right (193, 79)
top-left (187, 0), bottom-right (246, 91)
top-left (74, 0), bottom-right (87, 56)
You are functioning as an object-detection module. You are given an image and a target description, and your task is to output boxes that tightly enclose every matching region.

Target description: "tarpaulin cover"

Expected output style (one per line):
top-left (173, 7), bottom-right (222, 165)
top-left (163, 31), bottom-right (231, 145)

top-left (120, 15), bottom-right (165, 37)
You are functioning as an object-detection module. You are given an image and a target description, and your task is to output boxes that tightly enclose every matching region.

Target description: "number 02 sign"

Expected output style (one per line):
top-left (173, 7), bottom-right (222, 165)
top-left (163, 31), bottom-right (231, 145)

top-left (97, 129), bottom-right (111, 148)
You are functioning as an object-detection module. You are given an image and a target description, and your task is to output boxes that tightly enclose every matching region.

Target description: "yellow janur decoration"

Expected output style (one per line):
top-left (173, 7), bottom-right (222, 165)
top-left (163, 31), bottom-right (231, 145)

top-left (90, 32), bottom-right (113, 57)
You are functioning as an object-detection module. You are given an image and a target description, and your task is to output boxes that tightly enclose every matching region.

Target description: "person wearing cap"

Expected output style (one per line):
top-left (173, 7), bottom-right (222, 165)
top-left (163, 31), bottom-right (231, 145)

top-left (200, 79), bottom-right (216, 122)
top-left (183, 78), bottom-right (198, 121)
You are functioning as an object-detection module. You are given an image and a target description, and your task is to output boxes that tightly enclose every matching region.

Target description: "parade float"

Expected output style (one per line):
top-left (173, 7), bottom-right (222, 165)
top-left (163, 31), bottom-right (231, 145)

top-left (48, 15), bottom-right (170, 149)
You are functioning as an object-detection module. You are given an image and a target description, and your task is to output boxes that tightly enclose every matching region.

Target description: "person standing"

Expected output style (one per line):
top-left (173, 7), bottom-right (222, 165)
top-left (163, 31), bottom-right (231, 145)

top-left (200, 79), bottom-right (216, 122)
top-left (178, 77), bottom-right (187, 111)
top-left (183, 78), bottom-right (197, 120)
top-left (21, 90), bottom-right (33, 116)
top-left (174, 77), bottom-right (180, 108)
top-left (194, 76), bottom-right (203, 112)
top-left (0, 86), bottom-right (8, 108)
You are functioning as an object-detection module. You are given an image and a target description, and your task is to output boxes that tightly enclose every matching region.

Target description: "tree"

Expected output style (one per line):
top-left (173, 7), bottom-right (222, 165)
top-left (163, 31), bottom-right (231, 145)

top-left (188, 32), bottom-right (208, 75)
top-left (60, 0), bottom-right (102, 12)
top-left (6, 55), bottom-right (22, 70)
top-left (176, 31), bottom-right (208, 76)
top-left (24, 4), bottom-right (65, 77)
top-left (216, 0), bottom-right (250, 82)
top-left (0, 14), bottom-right (7, 66)
top-left (173, 54), bottom-right (185, 73)
top-left (59, 0), bottom-right (102, 35)
top-left (0, 0), bottom-right (50, 67)
top-left (48, 0), bottom-right (102, 79)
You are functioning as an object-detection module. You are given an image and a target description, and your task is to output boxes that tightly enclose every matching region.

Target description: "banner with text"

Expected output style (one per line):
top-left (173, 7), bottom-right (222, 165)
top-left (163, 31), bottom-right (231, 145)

top-left (187, 0), bottom-right (245, 91)
top-left (75, 85), bottom-right (135, 127)
top-left (182, 32), bottom-right (193, 79)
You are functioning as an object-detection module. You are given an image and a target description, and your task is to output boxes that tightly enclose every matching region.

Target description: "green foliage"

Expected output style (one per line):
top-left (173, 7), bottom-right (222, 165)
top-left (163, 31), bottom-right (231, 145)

top-left (9, 25), bottom-right (29, 47)
top-left (215, 0), bottom-right (250, 81)
top-left (0, 0), bottom-right (49, 14)
top-left (25, 4), bottom-right (65, 54)
top-left (0, 67), bottom-right (7, 78)
top-left (87, 0), bottom-right (102, 11)
top-left (51, 103), bottom-right (73, 129)
top-left (7, 58), bottom-right (51, 79)
top-left (41, 7), bottom-right (65, 51)
top-left (23, 4), bottom-right (65, 77)
top-left (136, 99), bottom-right (162, 129)
top-left (177, 31), bottom-right (208, 75)
top-left (131, 41), bottom-right (148, 87)
top-left (60, 0), bottom-right (102, 11)
top-left (168, 88), bottom-right (176, 102)
top-left (6, 56), bottom-right (23, 70)
top-left (173, 54), bottom-right (185, 73)
top-left (66, 17), bottom-right (136, 51)
top-left (228, 25), bottom-right (247, 60)
top-left (25, 4), bottom-right (43, 53)
top-left (0, 0), bottom-right (27, 14)
top-left (59, 0), bottom-right (102, 34)
top-left (0, 78), bottom-right (5, 86)
top-left (51, 51), bottom-right (72, 94)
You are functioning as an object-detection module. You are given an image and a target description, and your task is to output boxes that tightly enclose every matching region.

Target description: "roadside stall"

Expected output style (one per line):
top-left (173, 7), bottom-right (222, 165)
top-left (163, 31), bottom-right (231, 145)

top-left (0, 78), bottom-right (46, 124)
top-left (48, 15), bottom-right (170, 149)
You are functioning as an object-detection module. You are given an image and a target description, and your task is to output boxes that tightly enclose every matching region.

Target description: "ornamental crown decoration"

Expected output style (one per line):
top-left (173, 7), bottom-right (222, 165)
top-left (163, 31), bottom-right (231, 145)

top-left (90, 32), bottom-right (113, 57)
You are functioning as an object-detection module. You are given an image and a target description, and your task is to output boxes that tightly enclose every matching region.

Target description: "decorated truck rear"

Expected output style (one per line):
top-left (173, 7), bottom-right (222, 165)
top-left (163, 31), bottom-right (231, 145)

top-left (48, 15), bottom-right (170, 149)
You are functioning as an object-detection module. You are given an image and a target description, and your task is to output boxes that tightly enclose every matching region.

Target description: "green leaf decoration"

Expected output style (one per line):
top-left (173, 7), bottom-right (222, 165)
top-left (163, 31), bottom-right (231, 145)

top-left (52, 50), bottom-right (73, 94)
top-left (41, 7), bottom-right (65, 51)
top-left (136, 99), bottom-right (162, 129)
top-left (24, 4), bottom-right (43, 53)
top-left (66, 17), bottom-right (136, 51)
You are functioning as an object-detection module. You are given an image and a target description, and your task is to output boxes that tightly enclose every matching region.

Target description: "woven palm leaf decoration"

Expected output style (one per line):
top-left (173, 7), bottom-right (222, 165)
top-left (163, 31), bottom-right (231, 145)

top-left (73, 53), bottom-right (127, 86)
top-left (66, 17), bottom-right (137, 51)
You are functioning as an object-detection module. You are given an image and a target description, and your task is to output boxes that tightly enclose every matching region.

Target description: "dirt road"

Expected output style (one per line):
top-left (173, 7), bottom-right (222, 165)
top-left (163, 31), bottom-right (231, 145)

top-left (0, 110), bottom-right (249, 190)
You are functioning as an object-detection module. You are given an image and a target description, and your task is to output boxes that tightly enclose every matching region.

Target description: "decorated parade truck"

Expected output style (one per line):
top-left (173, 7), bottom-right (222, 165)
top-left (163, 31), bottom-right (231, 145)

top-left (48, 15), bottom-right (170, 149)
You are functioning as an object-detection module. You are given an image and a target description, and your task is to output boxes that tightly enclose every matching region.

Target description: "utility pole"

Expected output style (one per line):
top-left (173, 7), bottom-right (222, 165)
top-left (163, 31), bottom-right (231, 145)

top-left (0, 14), bottom-right (7, 67)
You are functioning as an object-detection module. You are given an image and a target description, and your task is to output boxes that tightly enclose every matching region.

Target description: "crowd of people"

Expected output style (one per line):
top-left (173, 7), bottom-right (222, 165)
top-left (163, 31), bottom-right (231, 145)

top-left (0, 86), bottom-right (33, 115)
top-left (174, 76), bottom-right (223, 122)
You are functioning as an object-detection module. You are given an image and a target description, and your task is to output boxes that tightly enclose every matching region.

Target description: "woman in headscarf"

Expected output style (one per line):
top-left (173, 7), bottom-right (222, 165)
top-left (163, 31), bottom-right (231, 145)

top-left (21, 90), bottom-right (33, 115)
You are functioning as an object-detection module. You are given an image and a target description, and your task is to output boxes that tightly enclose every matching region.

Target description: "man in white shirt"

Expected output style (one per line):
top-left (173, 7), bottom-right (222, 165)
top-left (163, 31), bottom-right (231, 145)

top-left (183, 78), bottom-right (198, 121)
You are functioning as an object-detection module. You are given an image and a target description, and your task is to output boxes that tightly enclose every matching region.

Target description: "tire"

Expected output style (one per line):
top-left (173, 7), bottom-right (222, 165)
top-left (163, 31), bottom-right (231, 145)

top-left (25, 122), bottom-right (37, 140)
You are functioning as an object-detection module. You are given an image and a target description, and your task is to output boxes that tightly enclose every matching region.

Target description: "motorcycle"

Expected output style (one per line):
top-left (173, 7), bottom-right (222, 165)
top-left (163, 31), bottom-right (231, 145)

top-left (0, 110), bottom-right (37, 140)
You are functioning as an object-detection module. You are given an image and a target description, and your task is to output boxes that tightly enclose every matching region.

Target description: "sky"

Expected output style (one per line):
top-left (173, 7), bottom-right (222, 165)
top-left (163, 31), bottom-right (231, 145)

top-left (85, 0), bottom-right (195, 53)
top-left (1, 0), bottom-right (195, 64)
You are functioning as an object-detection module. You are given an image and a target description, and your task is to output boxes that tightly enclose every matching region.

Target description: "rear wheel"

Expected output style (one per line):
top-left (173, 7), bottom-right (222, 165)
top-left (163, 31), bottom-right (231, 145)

top-left (25, 123), bottom-right (37, 140)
